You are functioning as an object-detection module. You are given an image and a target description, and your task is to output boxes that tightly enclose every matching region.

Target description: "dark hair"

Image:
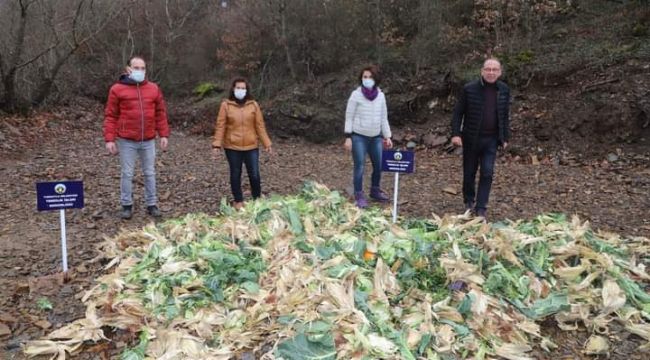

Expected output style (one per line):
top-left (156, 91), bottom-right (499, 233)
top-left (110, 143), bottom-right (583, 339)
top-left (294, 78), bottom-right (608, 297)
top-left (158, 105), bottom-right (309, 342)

top-left (228, 77), bottom-right (254, 102)
top-left (127, 56), bottom-right (146, 67)
top-left (358, 65), bottom-right (381, 86)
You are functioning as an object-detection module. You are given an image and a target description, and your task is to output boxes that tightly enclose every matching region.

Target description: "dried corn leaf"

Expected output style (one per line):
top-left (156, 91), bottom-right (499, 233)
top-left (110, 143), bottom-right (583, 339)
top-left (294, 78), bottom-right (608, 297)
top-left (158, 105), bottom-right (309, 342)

top-left (494, 343), bottom-right (534, 360)
top-left (601, 279), bottom-right (626, 315)
top-left (583, 335), bottom-right (609, 355)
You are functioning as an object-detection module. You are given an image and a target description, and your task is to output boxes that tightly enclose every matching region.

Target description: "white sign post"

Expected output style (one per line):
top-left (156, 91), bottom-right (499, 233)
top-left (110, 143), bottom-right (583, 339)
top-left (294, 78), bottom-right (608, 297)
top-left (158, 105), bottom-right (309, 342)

top-left (59, 209), bottom-right (69, 272)
top-left (392, 173), bottom-right (399, 223)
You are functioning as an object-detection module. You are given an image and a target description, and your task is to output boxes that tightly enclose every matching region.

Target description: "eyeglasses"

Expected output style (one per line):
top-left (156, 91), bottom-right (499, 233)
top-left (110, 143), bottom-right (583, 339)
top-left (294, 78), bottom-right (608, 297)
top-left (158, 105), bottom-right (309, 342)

top-left (482, 67), bottom-right (501, 73)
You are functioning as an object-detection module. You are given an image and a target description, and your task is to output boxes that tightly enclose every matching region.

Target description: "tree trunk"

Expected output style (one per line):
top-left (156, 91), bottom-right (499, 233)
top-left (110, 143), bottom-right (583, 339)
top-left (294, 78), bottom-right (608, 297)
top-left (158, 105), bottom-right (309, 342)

top-left (2, 1), bottom-right (30, 112)
top-left (373, 0), bottom-right (383, 64)
top-left (2, 69), bottom-right (18, 111)
top-left (32, 46), bottom-right (78, 107)
top-left (278, 0), bottom-right (297, 80)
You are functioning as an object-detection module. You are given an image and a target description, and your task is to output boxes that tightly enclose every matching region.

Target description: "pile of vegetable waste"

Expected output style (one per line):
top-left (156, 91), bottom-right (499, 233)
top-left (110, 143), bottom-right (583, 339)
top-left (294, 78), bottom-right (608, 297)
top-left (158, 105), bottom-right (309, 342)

top-left (25, 182), bottom-right (650, 359)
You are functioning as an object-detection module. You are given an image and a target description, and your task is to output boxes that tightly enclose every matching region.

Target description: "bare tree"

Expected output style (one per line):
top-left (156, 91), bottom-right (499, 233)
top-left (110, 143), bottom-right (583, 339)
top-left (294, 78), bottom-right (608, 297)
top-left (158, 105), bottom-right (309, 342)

top-left (32, 0), bottom-right (126, 105)
top-left (1, 0), bottom-right (38, 111)
top-left (0, 0), bottom-right (125, 112)
top-left (269, 0), bottom-right (297, 80)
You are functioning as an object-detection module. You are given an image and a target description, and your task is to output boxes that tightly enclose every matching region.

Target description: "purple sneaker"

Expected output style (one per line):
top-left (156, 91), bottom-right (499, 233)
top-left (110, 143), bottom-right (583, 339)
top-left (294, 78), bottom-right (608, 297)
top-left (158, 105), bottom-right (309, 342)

top-left (370, 187), bottom-right (390, 202)
top-left (355, 191), bottom-right (368, 208)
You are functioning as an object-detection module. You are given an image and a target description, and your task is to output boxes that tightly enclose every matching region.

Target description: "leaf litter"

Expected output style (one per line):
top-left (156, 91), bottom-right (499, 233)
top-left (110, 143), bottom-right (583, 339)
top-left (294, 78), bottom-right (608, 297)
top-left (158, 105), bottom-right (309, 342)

top-left (24, 182), bottom-right (650, 359)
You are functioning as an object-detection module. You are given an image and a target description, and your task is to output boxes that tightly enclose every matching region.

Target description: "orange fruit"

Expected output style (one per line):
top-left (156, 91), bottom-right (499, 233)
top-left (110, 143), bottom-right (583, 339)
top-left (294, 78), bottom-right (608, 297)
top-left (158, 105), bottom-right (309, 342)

top-left (363, 249), bottom-right (376, 261)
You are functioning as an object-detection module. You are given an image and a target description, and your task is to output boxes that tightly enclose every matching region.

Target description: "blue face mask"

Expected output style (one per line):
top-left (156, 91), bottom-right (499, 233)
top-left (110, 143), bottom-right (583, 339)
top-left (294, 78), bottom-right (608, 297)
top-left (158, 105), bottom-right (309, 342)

top-left (362, 78), bottom-right (375, 89)
top-left (130, 70), bottom-right (145, 83)
top-left (234, 89), bottom-right (247, 100)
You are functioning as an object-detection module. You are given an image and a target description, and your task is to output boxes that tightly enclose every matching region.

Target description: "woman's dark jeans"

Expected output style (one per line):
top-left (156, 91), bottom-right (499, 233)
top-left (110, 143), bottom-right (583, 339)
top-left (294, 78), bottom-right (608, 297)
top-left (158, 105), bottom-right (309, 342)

top-left (225, 148), bottom-right (261, 202)
top-left (352, 133), bottom-right (383, 193)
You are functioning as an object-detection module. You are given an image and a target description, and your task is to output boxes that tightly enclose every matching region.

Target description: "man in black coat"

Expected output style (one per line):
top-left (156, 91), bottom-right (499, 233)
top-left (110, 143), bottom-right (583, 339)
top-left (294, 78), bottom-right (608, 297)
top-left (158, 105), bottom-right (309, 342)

top-left (451, 58), bottom-right (510, 219)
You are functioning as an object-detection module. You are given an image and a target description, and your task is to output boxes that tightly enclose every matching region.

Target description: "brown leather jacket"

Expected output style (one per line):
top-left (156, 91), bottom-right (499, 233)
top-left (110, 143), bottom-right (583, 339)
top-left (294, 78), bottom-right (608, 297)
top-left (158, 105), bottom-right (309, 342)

top-left (212, 99), bottom-right (272, 151)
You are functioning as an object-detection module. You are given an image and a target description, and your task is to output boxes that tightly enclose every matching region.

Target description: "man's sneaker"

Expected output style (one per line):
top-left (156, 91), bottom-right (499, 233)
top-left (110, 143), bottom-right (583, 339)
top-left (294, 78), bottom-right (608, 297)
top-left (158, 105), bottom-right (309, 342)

top-left (147, 205), bottom-right (162, 218)
top-left (120, 205), bottom-right (133, 220)
top-left (369, 187), bottom-right (390, 202)
top-left (233, 201), bottom-right (244, 210)
top-left (354, 191), bottom-right (368, 209)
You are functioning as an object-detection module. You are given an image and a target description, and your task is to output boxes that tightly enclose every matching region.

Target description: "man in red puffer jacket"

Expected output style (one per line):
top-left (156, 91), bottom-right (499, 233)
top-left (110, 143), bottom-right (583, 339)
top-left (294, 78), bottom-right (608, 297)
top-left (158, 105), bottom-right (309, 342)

top-left (103, 56), bottom-right (170, 220)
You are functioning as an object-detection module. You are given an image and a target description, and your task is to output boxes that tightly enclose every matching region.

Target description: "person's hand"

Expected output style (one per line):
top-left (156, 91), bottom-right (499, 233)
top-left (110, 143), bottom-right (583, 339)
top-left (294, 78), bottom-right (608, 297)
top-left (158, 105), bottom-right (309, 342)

top-left (383, 138), bottom-right (393, 149)
top-left (160, 137), bottom-right (168, 151)
top-left (451, 136), bottom-right (463, 147)
top-left (212, 147), bottom-right (222, 160)
top-left (106, 141), bottom-right (118, 155)
top-left (501, 142), bottom-right (508, 150)
top-left (265, 146), bottom-right (274, 155)
top-left (344, 138), bottom-right (352, 152)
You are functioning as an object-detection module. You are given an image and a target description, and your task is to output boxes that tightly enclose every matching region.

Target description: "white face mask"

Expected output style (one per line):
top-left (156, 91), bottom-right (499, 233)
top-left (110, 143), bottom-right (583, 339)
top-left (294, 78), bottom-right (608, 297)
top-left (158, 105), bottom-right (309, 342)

top-left (130, 69), bottom-right (145, 83)
top-left (234, 89), bottom-right (247, 100)
top-left (362, 78), bottom-right (375, 89)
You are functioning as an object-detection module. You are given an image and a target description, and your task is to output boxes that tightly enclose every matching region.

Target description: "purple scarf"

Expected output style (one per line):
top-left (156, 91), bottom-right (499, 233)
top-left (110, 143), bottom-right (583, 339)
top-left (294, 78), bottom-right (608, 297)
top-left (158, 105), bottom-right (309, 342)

top-left (361, 86), bottom-right (379, 101)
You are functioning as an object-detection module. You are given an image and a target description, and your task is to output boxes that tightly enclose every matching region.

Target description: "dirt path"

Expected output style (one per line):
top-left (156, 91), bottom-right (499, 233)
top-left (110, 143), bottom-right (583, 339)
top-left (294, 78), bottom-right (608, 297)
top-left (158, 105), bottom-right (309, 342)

top-left (1, 111), bottom-right (649, 359)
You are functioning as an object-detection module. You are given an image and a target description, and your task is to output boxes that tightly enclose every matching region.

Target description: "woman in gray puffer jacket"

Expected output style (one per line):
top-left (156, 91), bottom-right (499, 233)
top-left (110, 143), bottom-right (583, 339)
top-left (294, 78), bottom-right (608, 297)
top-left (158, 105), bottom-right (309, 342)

top-left (343, 65), bottom-right (393, 208)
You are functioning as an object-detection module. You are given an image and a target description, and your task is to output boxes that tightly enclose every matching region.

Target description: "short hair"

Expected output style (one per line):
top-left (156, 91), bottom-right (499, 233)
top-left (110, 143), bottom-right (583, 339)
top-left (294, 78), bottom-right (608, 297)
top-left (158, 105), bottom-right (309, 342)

top-left (482, 57), bottom-right (502, 68)
top-left (127, 56), bottom-right (146, 67)
top-left (228, 77), bottom-right (254, 102)
top-left (358, 65), bottom-right (381, 86)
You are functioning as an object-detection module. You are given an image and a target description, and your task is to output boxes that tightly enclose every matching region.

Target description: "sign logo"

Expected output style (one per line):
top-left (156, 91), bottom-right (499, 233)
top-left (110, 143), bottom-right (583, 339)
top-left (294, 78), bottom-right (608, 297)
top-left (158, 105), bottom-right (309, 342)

top-left (382, 150), bottom-right (415, 174)
top-left (54, 184), bottom-right (67, 194)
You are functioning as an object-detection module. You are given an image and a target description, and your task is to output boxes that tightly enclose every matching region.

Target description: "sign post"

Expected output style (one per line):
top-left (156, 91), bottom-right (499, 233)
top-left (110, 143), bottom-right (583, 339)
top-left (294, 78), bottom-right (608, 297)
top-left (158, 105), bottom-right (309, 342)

top-left (36, 181), bottom-right (84, 273)
top-left (381, 149), bottom-right (415, 223)
top-left (392, 172), bottom-right (399, 223)
top-left (59, 209), bottom-right (68, 272)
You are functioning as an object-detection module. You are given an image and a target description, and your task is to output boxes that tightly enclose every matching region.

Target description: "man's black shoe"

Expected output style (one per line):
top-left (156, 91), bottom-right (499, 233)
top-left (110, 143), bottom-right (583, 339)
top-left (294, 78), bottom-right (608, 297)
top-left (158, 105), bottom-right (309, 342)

top-left (475, 208), bottom-right (487, 221)
top-left (120, 205), bottom-right (133, 220)
top-left (147, 205), bottom-right (162, 218)
top-left (464, 202), bottom-right (474, 214)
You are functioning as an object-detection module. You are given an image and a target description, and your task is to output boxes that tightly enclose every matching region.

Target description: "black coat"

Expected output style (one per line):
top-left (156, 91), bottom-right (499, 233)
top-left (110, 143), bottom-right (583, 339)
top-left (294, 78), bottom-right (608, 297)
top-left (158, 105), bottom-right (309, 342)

top-left (451, 78), bottom-right (511, 151)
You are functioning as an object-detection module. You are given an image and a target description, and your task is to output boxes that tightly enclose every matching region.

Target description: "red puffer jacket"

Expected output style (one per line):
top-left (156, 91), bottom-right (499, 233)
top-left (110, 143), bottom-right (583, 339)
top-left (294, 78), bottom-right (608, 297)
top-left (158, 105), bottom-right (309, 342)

top-left (103, 75), bottom-right (170, 142)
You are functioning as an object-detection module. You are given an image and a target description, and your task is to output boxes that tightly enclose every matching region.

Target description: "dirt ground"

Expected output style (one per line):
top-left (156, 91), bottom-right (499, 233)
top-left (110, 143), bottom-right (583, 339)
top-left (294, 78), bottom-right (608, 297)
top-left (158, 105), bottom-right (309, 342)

top-left (0, 107), bottom-right (649, 359)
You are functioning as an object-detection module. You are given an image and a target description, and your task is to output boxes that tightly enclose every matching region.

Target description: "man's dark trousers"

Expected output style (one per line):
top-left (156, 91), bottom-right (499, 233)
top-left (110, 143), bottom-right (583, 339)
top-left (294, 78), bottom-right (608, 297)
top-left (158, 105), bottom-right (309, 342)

top-left (463, 136), bottom-right (498, 210)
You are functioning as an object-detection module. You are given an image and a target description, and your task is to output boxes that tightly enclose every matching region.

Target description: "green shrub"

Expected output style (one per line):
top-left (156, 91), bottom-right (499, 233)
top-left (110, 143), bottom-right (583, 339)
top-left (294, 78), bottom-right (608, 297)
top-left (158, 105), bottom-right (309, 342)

top-left (193, 82), bottom-right (220, 98)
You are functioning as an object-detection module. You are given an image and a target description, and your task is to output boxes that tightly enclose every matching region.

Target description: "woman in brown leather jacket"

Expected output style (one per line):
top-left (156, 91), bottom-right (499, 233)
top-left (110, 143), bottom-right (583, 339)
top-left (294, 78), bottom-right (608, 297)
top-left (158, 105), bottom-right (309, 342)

top-left (212, 78), bottom-right (272, 209)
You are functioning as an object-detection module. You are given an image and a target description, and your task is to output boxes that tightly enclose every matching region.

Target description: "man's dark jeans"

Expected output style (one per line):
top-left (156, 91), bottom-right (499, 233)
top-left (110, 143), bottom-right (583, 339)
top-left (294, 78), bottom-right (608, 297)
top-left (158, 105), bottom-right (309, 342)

top-left (463, 136), bottom-right (498, 210)
top-left (225, 148), bottom-right (261, 202)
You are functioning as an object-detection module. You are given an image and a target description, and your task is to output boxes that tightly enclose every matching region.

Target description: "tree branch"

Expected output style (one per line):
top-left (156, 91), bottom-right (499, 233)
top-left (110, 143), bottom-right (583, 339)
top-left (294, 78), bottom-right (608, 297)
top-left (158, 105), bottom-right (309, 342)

top-left (68, 0), bottom-right (126, 57)
top-left (174, 0), bottom-right (201, 32)
top-left (8, 0), bottom-right (31, 70)
top-left (15, 42), bottom-right (59, 69)
top-left (31, 0), bottom-right (128, 106)
top-left (71, 0), bottom-right (88, 46)
top-left (165, 0), bottom-right (173, 31)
